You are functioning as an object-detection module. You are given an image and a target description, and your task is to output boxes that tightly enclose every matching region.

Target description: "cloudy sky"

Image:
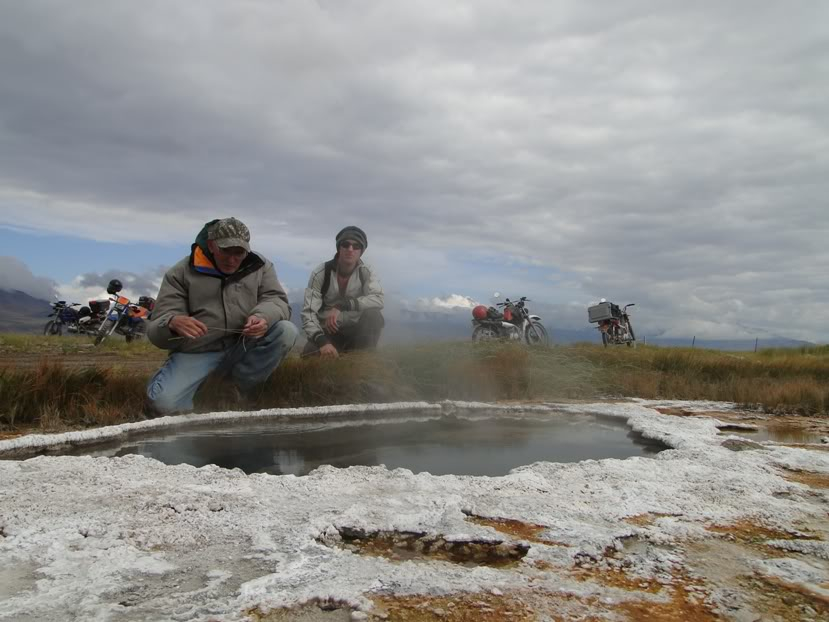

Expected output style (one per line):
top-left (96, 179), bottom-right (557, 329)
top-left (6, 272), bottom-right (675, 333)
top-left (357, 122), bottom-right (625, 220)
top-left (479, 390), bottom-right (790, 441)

top-left (1, 0), bottom-right (827, 341)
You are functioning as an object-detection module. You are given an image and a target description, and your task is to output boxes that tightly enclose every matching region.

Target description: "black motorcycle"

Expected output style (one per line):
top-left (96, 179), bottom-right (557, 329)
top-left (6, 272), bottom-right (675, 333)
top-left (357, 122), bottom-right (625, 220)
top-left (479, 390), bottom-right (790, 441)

top-left (588, 300), bottom-right (636, 347)
top-left (44, 299), bottom-right (85, 336)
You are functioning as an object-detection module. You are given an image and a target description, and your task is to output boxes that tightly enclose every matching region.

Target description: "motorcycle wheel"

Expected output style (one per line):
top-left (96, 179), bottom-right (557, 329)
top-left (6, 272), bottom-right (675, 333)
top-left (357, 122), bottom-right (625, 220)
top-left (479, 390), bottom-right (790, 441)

top-left (125, 331), bottom-right (144, 343)
top-left (472, 325), bottom-right (499, 342)
top-left (43, 320), bottom-right (55, 336)
top-left (626, 321), bottom-right (636, 342)
top-left (94, 319), bottom-right (117, 346)
top-left (525, 321), bottom-right (549, 346)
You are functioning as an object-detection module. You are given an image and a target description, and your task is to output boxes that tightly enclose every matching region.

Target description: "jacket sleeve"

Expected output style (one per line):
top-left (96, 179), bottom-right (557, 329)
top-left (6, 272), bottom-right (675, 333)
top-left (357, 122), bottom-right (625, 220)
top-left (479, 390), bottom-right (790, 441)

top-left (249, 262), bottom-right (291, 325)
top-left (353, 264), bottom-right (384, 312)
top-left (147, 264), bottom-right (190, 350)
top-left (301, 266), bottom-right (329, 347)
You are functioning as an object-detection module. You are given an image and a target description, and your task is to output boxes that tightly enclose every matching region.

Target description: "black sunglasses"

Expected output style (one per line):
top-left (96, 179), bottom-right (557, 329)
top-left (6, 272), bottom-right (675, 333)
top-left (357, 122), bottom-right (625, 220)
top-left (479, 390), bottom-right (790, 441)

top-left (339, 241), bottom-right (363, 250)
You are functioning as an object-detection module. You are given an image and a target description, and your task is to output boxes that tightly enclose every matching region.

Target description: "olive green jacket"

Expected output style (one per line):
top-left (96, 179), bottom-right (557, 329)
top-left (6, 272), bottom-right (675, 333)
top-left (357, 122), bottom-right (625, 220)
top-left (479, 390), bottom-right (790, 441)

top-left (148, 227), bottom-right (291, 353)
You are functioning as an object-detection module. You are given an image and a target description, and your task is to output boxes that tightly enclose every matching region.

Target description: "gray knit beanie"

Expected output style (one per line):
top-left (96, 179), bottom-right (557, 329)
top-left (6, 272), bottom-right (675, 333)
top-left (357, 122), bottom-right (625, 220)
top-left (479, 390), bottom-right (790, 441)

top-left (335, 226), bottom-right (367, 250)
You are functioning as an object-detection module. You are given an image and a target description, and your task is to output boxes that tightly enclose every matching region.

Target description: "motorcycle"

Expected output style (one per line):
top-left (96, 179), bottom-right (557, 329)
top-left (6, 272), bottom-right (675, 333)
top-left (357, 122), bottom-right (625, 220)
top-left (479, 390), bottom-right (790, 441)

top-left (75, 299), bottom-right (112, 336)
top-left (44, 299), bottom-right (84, 336)
top-left (93, 279), bottom-right (153, 345)
top-left (588, 299), bottom-right (636, 347)
top-left (470, 294), bottom-right (550, 345)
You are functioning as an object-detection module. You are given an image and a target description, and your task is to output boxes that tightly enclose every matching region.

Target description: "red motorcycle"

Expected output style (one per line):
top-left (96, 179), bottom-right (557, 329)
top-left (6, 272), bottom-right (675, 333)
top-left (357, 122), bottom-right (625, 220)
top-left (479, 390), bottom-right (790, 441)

top-left (471, 295), bottom-right (550, 345)
top-left (588, 300), bottom-right (636, 347)
top-left (87, 279), bottom-right (155, 345)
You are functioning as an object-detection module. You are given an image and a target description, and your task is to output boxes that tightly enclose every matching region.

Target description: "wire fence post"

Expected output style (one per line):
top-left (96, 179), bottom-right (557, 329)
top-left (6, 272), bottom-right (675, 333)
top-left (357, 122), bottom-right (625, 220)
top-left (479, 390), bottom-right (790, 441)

top-left (691, 335), bottom-right (696, 348)
top-left (754, 337), bottom-right (759, 353)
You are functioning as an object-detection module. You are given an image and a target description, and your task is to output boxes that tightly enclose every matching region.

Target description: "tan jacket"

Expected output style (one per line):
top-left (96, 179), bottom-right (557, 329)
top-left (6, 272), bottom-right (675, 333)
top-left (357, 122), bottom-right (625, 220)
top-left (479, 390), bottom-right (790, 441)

top-left (301, 259), bottom-right (383, 347)
top-left (148, 249), bottom-right (291, 353)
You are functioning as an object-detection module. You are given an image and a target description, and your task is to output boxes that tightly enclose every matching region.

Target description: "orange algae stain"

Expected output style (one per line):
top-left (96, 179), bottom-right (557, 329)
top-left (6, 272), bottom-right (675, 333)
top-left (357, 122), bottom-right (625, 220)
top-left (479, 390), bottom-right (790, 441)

top-left (246, 601), bottom-right (353, 620)
top-left (583, 566), bottom-right (719, 621)
top-left (465, 515), bottom-right (567, 546)
top-left (371, 593), bottom-right (537, 622)
top-left (614, 585), bottom-right (721, 622)
top-left (373, 580), bottom-right (720, 622)
top-left (331, 529), bottom-right (529, 568)
top-left (706, 520), bottom-right (820, 544)
top-left (782, 469), bottom-right (829, 488)
top-left (749, 574), bottom-right (829, 616)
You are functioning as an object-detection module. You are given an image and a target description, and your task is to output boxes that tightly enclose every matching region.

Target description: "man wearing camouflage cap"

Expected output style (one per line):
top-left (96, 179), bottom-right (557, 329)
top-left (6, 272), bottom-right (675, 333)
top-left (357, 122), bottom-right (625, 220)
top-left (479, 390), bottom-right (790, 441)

top-left (301, 225), bottom-right (384, 358)
top-left (146, 217), bottom-right (298, 414)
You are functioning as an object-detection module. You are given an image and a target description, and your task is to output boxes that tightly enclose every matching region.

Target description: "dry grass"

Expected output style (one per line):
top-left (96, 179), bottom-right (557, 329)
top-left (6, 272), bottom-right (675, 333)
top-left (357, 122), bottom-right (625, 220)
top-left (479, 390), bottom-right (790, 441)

top-left (575, 344), bottom-right (829, 415)
top-left (0, 340), bottom-right (598, 430)
top-left (1, 335), bottom-right (828, 432)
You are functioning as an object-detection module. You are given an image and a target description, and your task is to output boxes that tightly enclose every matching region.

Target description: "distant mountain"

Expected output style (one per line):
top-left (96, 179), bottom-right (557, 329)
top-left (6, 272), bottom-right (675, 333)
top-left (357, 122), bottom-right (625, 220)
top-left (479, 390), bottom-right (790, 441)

top-left (0, 289), bottom-right (52, 333)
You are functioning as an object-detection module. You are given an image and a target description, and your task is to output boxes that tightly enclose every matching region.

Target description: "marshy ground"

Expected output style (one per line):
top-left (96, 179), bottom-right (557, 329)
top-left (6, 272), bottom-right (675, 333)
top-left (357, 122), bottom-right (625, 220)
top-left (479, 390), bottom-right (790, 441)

top-left (1, 333), bottom-right (827, 435)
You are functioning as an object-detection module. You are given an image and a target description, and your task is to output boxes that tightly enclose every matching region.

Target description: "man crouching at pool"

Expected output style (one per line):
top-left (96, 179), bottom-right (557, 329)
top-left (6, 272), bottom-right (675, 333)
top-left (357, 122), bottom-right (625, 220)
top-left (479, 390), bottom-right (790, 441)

top-left (145, 217), bottom-right (298, 415)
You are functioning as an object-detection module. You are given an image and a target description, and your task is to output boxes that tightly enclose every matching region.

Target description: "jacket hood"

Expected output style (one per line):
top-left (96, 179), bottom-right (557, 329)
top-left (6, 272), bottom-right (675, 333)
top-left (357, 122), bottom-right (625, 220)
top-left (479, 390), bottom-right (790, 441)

top-left (189, 219), bottom-right (264, 279)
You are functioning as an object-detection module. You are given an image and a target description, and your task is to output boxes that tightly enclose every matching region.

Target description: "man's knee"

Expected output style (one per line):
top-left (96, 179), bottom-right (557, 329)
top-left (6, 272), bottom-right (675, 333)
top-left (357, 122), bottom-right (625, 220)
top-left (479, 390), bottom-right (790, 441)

top-left (269, 319), bottom-right (299, 348)
top-left (259, 319), bottom-right (299, 347)
top-left (359, 308), bottom-right (384, 329)
top-left (146, 381), bottom-right (180, 415)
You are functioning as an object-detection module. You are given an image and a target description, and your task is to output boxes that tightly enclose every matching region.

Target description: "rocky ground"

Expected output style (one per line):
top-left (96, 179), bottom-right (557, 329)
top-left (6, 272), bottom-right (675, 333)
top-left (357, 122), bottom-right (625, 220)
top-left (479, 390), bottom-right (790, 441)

top-left (1, 400), bottom-right (829, 621)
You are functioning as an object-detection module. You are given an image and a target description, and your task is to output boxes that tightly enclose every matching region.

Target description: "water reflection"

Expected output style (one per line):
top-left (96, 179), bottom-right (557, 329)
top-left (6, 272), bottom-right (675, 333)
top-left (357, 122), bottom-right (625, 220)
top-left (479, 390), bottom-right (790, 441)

top-left (73, 412), bottom-right (665, 476)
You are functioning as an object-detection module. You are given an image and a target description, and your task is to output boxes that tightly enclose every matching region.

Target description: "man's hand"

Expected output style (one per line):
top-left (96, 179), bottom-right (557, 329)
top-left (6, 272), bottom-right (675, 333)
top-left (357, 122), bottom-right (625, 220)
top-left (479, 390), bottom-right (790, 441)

top-left (169, 315), bottom-right (208, 339)
top-left (243, 315), bottom-right (268, 338)
top-left (319, 343), bottom-right (339, 359)
top-left (325, 308), bottom-right (340, 334)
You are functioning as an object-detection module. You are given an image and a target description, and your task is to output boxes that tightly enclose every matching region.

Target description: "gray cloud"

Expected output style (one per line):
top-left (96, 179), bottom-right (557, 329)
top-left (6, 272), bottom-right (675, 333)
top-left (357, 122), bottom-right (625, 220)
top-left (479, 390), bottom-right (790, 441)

top-left (0, 256), bottom-right (57, 300)
top-left (77, 269), bottom-right (164, 298)
top-left (0, 1), bottom-right (828, 340)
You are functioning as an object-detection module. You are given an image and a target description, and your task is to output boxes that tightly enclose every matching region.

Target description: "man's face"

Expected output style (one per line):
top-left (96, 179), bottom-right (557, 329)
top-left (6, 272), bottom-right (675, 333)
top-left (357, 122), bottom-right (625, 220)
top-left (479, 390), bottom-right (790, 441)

top-left (337, 239), bottom-right (363, 270)
top-left (208, 240), bottom-right (248, 274)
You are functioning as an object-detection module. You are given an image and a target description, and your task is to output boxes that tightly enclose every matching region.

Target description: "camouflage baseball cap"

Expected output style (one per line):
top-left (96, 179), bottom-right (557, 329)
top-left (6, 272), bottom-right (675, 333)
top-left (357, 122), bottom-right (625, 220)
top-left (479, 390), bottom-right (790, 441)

top-left (208, 217), bottom-right (250, 252)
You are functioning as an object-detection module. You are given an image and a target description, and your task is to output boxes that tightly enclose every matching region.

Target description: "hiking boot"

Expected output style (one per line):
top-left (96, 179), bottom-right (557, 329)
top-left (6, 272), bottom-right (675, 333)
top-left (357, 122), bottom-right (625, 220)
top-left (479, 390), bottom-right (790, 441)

top-left (231, 384), bottom-right (261, 411)
top-left (141, 399), bottom-right (167, 420)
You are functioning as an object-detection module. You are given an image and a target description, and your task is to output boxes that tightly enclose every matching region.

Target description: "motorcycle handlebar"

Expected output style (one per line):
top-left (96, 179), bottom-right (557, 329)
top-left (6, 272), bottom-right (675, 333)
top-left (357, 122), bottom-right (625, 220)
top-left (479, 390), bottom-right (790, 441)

top-left (496, 297), bottom-right (531, 308)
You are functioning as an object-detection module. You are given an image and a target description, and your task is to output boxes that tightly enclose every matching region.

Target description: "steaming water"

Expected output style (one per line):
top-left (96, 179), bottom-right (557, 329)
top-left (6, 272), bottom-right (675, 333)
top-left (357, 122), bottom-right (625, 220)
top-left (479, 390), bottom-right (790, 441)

top-left (68, 411), bottom-right (666, 476)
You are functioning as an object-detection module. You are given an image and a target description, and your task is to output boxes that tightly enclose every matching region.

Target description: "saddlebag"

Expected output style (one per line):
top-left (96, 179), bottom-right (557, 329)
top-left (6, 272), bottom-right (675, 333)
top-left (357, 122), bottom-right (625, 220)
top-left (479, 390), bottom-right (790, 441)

top-left (89, 300), bottom-right (109, 315)
top-left (588, 302), bottom-right (617, 323)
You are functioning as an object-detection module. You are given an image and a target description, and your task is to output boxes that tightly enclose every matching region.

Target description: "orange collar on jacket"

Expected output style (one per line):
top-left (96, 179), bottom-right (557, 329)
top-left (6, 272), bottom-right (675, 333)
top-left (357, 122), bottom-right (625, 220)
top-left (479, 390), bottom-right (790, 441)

top-left (192, 246), bottom-right (222, 276)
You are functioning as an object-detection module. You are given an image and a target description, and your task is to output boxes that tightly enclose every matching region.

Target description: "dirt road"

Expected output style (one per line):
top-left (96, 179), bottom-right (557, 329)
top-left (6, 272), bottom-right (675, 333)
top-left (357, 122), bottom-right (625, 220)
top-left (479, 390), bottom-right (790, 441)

top-left (0, 338), bottom-right (165, 371)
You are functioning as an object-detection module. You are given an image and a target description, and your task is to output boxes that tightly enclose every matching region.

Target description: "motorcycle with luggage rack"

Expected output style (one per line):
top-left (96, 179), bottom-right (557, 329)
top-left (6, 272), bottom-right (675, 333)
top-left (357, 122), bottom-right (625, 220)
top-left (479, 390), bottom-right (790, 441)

top-left (588, 300), bottom-right (636, 347)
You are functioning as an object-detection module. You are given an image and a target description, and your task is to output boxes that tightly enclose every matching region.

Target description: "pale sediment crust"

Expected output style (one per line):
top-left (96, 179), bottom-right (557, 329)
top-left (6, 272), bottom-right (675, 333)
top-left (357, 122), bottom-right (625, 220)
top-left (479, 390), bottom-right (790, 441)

top-left (1, 398), bottom-right (828, 621)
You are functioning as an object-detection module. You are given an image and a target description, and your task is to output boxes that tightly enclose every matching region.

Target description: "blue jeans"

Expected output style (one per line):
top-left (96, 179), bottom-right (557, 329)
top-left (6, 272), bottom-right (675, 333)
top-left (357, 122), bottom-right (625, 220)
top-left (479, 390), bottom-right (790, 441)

top-left (146, 320), bottom-right (298, 414)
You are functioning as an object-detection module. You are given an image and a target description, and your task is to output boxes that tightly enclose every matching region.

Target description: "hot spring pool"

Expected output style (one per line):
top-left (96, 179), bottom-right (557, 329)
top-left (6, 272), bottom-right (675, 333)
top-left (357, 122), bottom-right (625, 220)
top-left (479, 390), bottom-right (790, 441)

top-left (63, 410), bottom-right (666, 476)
